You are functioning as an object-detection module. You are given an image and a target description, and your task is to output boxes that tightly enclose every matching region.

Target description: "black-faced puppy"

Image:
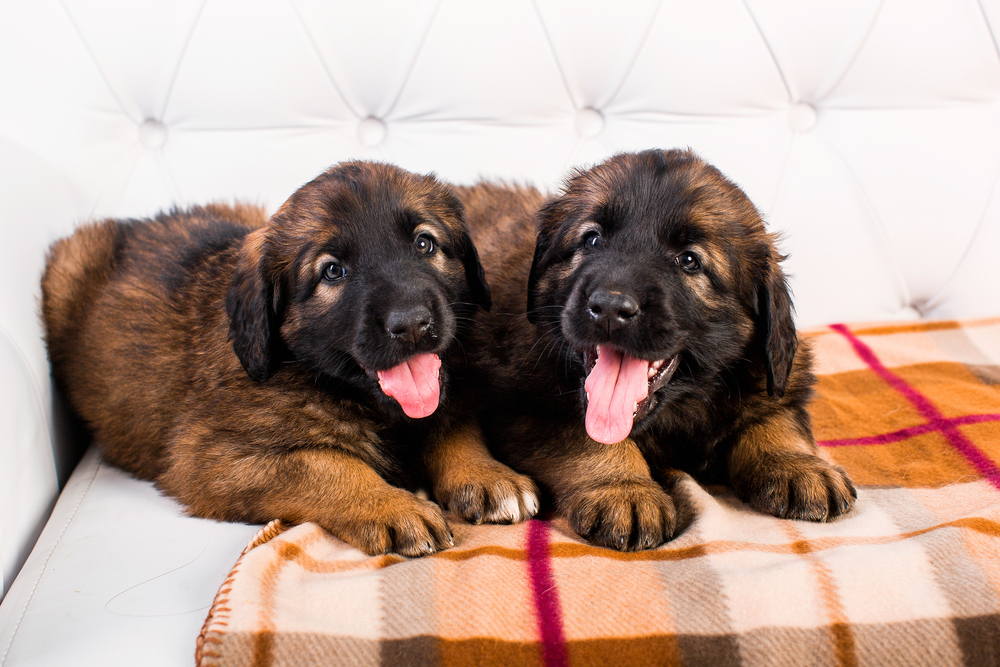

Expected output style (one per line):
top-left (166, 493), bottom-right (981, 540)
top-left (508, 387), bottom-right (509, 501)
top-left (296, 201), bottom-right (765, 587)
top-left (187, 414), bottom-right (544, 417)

top-left (459, 149), bottom-right (856, 551)
top-left (42, 161), bottom-right (537, 558)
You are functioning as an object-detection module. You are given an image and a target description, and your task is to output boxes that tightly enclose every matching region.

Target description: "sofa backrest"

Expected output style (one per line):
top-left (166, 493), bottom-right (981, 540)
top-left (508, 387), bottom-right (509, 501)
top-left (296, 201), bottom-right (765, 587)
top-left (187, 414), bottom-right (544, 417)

top-left (2, 0), bottom-right (999, 597)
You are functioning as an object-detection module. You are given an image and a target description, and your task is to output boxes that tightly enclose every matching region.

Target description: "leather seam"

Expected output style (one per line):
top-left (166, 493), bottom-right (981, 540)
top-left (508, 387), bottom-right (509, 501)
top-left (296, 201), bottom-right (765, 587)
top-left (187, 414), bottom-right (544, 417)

top-left (0, 456), bottom-right (103, 665)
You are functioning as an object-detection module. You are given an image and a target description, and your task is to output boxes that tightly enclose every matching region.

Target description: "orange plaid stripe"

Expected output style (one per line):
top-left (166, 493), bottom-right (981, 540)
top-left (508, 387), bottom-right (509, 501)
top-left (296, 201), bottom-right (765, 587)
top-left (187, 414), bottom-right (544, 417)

top-left (199, 319), bottom-right (1000, 667)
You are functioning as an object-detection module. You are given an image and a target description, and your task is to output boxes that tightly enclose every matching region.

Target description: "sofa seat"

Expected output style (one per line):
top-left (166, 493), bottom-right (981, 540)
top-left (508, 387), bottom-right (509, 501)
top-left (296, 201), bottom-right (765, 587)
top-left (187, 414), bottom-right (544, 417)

top-left (2, 1), bottom-right (1000, 665)
top-left (0, 447), bottom-right (258, 667)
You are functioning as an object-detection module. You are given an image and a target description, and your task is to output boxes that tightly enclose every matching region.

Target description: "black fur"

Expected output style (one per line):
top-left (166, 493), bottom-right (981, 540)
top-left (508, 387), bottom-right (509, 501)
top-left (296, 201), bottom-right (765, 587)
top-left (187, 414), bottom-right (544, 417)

top-left (463, 149), bottom-right (856, 551)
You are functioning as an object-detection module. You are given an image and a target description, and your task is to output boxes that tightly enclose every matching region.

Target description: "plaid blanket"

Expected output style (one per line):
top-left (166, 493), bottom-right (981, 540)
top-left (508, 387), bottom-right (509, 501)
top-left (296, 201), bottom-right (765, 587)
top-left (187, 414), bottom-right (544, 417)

top-left (196, 318), bottom-right (1000, 667)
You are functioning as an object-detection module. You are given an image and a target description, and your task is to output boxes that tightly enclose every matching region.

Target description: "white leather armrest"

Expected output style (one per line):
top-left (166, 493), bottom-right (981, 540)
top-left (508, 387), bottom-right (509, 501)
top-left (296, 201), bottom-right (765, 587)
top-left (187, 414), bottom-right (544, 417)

top-left (0, 326), bottom-right (57, 599)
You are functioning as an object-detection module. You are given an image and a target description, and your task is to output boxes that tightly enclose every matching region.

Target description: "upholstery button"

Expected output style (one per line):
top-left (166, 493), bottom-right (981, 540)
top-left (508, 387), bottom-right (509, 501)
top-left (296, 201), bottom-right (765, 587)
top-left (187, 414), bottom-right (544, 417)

top-left (137, 119), bottom-right (168, 149)
top-left (787, 103), bottom-right (818, 131)
top-left (358, 117), bottom-right (386, 146)
top-left (574, 108), bottom-right (604, 138)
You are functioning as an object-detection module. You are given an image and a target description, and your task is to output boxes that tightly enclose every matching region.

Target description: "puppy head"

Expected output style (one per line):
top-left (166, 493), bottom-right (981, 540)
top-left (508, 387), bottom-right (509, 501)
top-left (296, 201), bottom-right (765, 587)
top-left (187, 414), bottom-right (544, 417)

top-left (226, 161), bottom-right (490, 419)
top-left (527, 149), bottom-right (796, 442)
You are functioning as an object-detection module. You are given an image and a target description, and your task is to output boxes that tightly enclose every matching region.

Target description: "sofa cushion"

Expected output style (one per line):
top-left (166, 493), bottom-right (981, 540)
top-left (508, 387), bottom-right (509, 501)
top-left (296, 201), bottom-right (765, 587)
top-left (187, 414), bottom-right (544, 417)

top-left (0, 447), bottom-right (257, 667)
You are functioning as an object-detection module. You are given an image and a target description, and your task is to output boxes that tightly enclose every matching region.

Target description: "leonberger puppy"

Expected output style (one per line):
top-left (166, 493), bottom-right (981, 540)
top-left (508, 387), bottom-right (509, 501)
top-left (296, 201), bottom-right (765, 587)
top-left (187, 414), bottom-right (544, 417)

top-left (42, 161), bottom-right (538, 557)
top-left (458, 149), bottom-right (856, 551)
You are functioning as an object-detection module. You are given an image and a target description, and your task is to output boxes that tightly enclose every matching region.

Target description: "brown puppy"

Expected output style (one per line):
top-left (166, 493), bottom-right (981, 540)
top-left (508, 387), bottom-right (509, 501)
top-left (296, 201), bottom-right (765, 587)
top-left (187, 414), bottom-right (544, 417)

top-left (42, 161), bottom-right (538, 557)
top-left (457, 149), bottom-right (856, 551)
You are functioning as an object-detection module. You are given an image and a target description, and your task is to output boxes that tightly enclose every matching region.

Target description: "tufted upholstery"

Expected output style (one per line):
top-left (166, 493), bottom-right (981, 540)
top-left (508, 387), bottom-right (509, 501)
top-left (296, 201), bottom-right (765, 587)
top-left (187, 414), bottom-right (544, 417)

top-left (1, 1), bottom-right (999, 663)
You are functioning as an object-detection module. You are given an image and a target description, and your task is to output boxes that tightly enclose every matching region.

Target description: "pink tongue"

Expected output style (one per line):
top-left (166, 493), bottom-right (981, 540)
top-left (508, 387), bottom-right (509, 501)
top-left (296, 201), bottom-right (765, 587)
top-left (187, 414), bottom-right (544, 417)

top-left (377, 353), bottom-right (442, 418)
top-left (584, 346), bottom-right (650, 444)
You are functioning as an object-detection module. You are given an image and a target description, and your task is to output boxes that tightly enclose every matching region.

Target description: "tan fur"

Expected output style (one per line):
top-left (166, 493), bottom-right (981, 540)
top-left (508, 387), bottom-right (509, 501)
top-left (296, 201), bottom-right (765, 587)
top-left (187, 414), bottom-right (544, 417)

top-left (426, 423), bottom-right (539, 525)
top-left (457, 149), bottom-right (856, 551)
top-left (41, 162), bottom-right (523, 557)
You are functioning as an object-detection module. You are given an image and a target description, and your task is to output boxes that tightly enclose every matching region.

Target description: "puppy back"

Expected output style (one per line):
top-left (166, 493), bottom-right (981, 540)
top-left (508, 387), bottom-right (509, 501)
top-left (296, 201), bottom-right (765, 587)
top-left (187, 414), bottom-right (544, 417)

top-left (454, 182), bottom-right (544, 314)
top-left (41, 218), bottom-right (124, 383)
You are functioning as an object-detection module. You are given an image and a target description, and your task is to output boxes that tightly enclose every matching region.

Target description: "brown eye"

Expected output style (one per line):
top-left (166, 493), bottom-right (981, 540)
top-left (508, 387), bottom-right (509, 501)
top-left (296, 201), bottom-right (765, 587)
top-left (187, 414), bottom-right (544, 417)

top-left (322, 262), bottom-right (347, 282)
top-left (415, 233), bottom-right (435, 254)
top-left (583, 231), bottom-right (603, 250)
top-left (675, 251), bottom-right (700, 271)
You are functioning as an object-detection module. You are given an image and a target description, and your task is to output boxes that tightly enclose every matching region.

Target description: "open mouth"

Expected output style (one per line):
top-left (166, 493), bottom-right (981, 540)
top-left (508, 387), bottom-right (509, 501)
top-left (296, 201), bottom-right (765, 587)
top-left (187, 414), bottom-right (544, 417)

top-left (368, 353), bottom-right (442, 419)
top-left (582, 345), bottom-right (680, 444)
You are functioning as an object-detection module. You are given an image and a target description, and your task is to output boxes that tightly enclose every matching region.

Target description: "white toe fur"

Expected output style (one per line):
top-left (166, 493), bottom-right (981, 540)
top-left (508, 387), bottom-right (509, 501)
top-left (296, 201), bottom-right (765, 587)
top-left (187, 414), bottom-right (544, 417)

top-left (522, 490), bottom-right (539, 518)
top-left (485, 494), bottom-right (523, 523)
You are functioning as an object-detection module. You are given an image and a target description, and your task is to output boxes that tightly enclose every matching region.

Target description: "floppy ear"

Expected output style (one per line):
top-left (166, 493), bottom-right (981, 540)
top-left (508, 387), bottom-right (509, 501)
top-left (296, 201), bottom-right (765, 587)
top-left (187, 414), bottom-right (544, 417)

top-left (456, 230), bottom-right (492, 311)
top-left (757, 257), bottom-right (798, 398)
top-left (526, 199), bottom-right (562, 325)
top-left (225, 228), bottom-right (278, 382)
top-left (525, 232), bottom-right (551, 325)
top-left (437, 188), bottom-right (491, 311)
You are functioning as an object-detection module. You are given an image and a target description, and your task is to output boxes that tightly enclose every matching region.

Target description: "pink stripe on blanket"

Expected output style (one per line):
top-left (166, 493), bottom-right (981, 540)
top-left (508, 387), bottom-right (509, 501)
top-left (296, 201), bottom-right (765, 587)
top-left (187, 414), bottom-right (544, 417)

top-left (830, 324), bottom-right (1000, 489)
top-left (819, 413), bottom-right (1000, 447)
top-left (527, 520), bottom-right (568, 667)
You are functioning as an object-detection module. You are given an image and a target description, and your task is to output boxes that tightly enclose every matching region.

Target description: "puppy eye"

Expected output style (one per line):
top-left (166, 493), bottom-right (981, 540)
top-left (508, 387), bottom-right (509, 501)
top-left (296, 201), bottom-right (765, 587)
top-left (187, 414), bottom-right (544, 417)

top-left (415, 233), bottom-right (436, 255)
top-left (322, 262), bottom-right (347, 282)
top-left (583, 231), bottom-right (603, 250)
top-left (675, 251), bottom-right (700, 271)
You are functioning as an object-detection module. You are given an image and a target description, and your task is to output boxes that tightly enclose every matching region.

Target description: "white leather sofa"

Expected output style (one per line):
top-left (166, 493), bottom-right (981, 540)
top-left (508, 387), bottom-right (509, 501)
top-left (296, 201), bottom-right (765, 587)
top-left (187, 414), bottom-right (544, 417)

top-left (2, 1), bottom-right (999, 664)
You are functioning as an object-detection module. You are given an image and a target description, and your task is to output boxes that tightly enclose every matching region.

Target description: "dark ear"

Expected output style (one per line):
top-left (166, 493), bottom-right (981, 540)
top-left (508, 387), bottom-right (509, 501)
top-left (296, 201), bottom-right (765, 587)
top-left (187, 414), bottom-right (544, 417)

top-left (456, 229), bottom-right (492, 311)
top-left (525, 232), bottom-right (550, 325)
top-left (225, 228), bottom-right (278, 382)
top-left (438, 188), bottom-right (491, 311)
top-left (526, 199), bottom-right (560, 325)
top-left (757, 257), bottom-right (797, 397)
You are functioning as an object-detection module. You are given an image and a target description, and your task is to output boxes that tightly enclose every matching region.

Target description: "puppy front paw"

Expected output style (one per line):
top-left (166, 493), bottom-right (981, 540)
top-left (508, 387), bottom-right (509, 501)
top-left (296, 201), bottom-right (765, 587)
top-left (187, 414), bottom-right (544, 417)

top-left (737, 452), bottom-right (857, 522)
top-left (337, 491), bottom-right (454, 557)
top-left (566, 479), bottom-right (676, 551)
top-left (435, 460), bottom-right (539, 525)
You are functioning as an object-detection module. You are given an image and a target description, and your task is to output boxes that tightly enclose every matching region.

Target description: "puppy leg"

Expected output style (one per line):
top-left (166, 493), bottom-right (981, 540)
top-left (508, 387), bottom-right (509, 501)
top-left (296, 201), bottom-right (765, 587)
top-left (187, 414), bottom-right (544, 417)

top-left (521, 429), bottom-right (677, 551)
top-left (162, 446), bottom-right (454, 557)
top-left (728, 410), bottom-right (857, 522)
top-left (426, 423), bottom-right (539, 524)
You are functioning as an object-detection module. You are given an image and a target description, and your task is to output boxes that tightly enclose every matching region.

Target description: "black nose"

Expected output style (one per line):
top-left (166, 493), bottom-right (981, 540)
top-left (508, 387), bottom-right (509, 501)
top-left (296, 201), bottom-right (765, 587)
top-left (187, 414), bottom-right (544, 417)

top-left (587, 289), bottom-right (640, 329)
top-left (385, 306), bottom-right (433, 343)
